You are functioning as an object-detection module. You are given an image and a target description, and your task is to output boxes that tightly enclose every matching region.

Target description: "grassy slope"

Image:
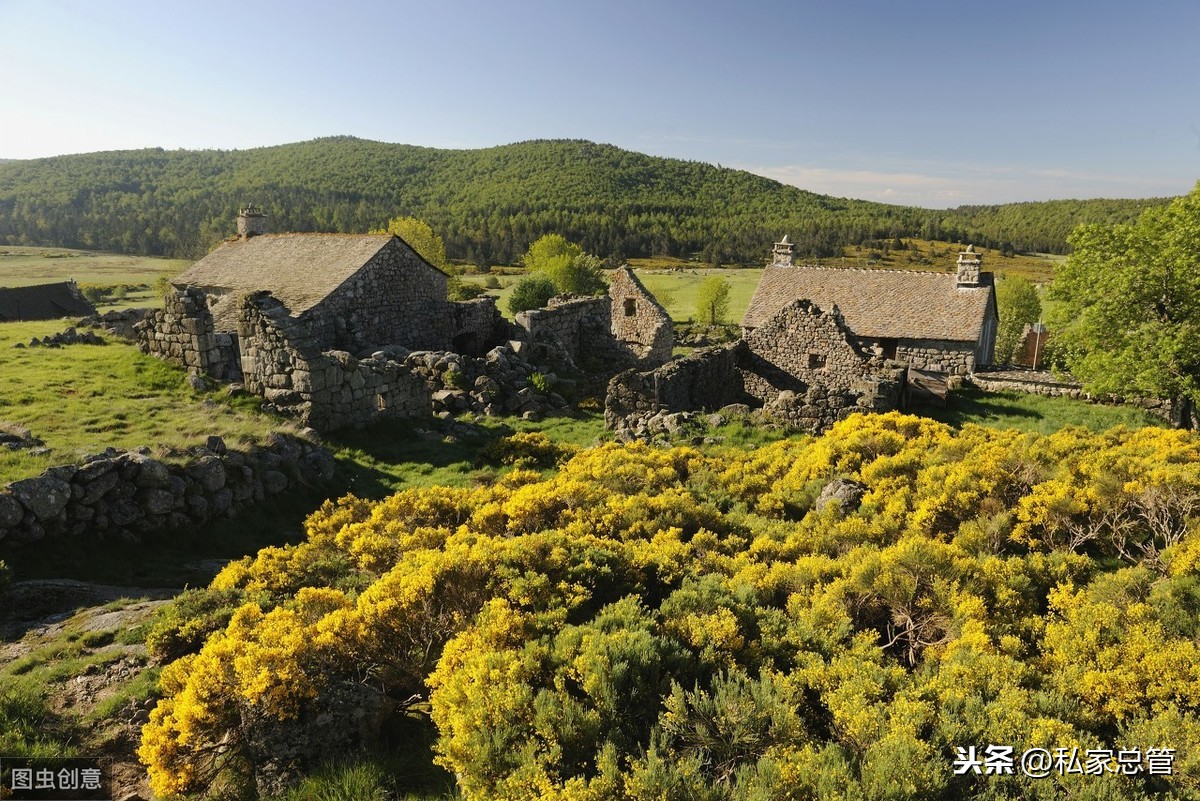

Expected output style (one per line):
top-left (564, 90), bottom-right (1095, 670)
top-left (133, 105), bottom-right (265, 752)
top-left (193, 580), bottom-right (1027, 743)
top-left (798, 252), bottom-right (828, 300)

top-left (0, 320), bottom-right (289, 483)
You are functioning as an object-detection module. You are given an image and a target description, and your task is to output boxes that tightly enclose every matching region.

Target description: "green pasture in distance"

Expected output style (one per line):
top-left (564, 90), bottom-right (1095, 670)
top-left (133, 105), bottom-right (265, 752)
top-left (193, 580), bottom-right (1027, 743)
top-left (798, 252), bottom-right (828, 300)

top-left (0, 246), bottom-right (187, 288)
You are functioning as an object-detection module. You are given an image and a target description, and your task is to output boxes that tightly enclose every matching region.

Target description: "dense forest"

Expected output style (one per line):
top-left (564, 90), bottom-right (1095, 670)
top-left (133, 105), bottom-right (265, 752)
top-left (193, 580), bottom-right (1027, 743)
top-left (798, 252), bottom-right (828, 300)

top-left (0, 137), bottom-right (1169, 263)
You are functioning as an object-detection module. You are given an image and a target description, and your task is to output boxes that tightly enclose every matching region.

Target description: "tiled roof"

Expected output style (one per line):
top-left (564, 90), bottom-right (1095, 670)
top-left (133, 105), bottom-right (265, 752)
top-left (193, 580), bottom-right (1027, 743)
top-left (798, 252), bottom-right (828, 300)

top-left (174, 234), bottom-right (396, 330)
top-left (743, 265), bottom-right (995, 342)
top-left (0, 282), bottom-right (95, 322)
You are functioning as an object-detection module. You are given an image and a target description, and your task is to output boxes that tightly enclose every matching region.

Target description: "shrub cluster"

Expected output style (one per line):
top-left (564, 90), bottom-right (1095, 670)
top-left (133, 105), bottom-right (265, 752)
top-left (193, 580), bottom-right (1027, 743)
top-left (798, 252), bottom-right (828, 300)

top-left (141, 414), bottom-right (1200, 799)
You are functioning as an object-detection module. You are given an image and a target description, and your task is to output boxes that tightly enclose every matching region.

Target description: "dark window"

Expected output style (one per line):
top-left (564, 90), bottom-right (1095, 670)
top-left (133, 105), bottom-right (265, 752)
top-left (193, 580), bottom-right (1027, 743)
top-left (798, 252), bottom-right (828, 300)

top-left (808, 353), bottom-right (826, 369)
top-left (623, 298), bottom-right (637, 317)
top-left (879, 339), bottom-right (898, 360)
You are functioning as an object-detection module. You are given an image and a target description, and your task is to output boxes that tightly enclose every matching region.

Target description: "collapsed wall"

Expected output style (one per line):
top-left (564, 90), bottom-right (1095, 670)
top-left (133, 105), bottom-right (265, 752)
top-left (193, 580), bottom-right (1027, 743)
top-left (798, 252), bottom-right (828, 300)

top-left (606, 298), bottom-right (906, 438)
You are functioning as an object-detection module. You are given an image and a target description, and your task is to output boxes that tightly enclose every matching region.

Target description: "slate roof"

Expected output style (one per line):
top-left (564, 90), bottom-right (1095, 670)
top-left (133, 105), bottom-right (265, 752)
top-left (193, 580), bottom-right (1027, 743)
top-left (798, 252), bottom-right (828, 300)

top-left (743, 265), bottom-right (995, 342)
top-left (0, 282), bottom-right (96, 322)
top-left (174, 234), bottom-right (399, 330)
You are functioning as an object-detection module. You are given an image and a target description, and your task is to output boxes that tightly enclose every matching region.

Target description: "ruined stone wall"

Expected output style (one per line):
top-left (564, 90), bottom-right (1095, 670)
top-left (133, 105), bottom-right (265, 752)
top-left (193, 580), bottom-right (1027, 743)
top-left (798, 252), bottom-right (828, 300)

top-left (450, 298), bottom-right (503, 357)
top-left (605, 298), bottom-right (905, 439)
top-left (605, 344), bottom-right (748, 436)
top-left (0, 435), bottom-right (332, 548)
top-left (302, 238), bottom-right (453, 353)
top-left (515, 297), bottom-right (611, 367)
top-left (740, 299), bottom-right (904, 432)
top-left (608, 267), bottom-right (673, 365)
top-left (742, 300), bottom-right (877, 400)
top-left (893, 339), bottom-right (976, 375)
top-left (136, 286), bottom-right (241, 380)
top-left (239, 293), bottom-right (430, 431)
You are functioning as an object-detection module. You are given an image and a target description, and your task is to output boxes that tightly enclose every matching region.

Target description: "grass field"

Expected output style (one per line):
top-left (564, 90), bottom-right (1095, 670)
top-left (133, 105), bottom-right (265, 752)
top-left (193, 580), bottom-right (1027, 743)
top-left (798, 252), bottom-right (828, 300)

top-left (0, 246), bottom-right (187, 288)
top-left (0, 320), bottom-right (289, 484)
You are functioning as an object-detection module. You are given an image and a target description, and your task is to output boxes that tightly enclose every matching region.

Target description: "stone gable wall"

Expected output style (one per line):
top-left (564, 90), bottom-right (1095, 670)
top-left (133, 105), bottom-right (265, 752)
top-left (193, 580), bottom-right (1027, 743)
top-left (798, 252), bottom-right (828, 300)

top-left (239, 293), bottom-right (430, 431)
top-left (0, 435), bottom-right (333, 548)
top-left (136, 286), bottom-right (241, 381)
top-left (303, 239), bottom-right (452, 353)
top-left (608, 267), bottom-right (673, 364)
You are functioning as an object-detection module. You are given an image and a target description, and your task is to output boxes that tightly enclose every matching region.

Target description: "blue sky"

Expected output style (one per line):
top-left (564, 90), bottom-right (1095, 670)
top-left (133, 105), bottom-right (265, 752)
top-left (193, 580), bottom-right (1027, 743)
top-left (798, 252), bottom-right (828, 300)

top-left (1, 0), bottom-right (1197, 207)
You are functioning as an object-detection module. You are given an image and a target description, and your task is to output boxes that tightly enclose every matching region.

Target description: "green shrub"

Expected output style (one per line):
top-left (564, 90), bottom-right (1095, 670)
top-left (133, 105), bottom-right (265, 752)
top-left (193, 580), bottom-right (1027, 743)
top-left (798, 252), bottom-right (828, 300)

top-left (529, 371), bottom-right (551, 393)
top-left (507, 276), bottom-right (557, 314)
top-left (483, 275), bottom-right (501, 289)
top-left (443, 368), bottom-right (466, 389)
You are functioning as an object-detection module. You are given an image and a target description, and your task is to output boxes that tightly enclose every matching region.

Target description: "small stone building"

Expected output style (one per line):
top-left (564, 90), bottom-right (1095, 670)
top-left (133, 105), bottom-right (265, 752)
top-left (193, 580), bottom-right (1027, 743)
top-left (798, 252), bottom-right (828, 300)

top-left (743, 239), bottom-right (998, 375)
top-left (140, 209), bottom-right (501, 383)
top-left (0, 281), bottom-right (95, 322)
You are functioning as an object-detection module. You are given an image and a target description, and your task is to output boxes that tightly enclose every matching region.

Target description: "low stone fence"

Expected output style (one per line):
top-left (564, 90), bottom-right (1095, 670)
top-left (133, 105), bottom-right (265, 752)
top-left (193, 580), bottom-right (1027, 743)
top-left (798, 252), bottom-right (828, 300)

top-left (969, 369), bottom-right (1175, 422)
top-left (0, 434), bottom-right (334, 548)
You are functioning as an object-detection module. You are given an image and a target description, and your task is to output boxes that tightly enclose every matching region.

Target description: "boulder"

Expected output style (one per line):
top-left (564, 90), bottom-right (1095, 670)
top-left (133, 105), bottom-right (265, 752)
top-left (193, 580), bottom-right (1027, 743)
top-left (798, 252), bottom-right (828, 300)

top-left (0, 492), bottom-right (24, 527)
top-left (816, 478), bottom-right (867, 515)
top-left (9, 475), bottom-right (72, 521)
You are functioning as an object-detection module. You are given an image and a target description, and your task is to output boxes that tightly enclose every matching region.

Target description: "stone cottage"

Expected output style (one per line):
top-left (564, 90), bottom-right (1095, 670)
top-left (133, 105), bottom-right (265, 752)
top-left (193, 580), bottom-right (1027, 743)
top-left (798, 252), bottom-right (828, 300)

top-left (140, 208), bottom-right (500, 379)
top-left (742, 238), bottom-right (998, 375)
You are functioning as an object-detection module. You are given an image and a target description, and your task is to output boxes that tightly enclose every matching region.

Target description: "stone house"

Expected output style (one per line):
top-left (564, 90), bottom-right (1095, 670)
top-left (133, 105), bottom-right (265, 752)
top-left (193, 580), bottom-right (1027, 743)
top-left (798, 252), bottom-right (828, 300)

top-left (742, 238), bottom-right (998, 375)
top-left (140, 209), bottom-right (501, 380)
top-left (0, 281), bottom-right (95, 322)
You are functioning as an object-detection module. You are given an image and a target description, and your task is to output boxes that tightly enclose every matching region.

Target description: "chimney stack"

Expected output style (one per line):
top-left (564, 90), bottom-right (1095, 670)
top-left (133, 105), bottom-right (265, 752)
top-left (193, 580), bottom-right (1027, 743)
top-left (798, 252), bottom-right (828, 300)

top-left (237, 204), bottom-right (268, 239)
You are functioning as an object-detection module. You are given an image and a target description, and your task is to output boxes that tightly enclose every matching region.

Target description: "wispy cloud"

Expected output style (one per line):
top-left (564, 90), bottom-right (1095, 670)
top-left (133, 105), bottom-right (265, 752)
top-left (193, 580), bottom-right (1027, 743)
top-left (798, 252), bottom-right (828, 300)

top-left (735, 162), bottom-right (1192, 207)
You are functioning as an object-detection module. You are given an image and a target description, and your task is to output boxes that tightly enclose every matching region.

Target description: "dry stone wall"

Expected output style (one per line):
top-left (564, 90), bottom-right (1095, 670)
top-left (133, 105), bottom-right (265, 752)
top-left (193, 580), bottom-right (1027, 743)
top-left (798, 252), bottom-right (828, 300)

top-left (892, 339), bottom-right (976, 375)
top-left (0, 434), bottom-right (333, 548)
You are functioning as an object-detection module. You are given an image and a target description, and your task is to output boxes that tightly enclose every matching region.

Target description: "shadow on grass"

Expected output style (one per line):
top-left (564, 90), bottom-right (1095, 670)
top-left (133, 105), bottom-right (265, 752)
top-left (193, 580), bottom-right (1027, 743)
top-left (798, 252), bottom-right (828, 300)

top-left (3, 413), bottom-right (607, 589)
top-left (921, 385), bottom-right (1042, 428)
top-left (919, 385), bottom-right (1163, 434)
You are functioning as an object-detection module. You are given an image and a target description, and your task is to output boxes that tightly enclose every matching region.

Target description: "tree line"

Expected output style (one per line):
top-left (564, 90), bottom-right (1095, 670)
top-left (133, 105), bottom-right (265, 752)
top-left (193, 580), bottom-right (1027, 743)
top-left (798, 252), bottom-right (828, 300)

top-left (0, 137), bottom-right (1168, 264)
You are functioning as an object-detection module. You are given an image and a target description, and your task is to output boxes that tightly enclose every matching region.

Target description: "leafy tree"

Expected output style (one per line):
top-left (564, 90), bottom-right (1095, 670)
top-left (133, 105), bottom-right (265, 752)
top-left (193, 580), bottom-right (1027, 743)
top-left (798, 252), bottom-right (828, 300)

top-left (994, 276), bottom-right (1042, 365)
top-left (1050, 183), bottom-right (1200, 423)
top-left (507, 275), bottom-right (557, 314)
top-left (377, 216), bottom-right (447, 268)
top-left (694, 276), bottom-right (731, 325)
top-left (521, 233), bottom-right (606, 295)
top-left (447, 276), bottom-right (486, 301)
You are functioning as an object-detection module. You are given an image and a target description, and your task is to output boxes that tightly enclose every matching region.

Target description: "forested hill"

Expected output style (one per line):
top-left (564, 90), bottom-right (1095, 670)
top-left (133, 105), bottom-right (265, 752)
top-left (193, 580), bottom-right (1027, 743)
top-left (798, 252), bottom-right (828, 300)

top-left (0, 136), bottom-right (1171, 262)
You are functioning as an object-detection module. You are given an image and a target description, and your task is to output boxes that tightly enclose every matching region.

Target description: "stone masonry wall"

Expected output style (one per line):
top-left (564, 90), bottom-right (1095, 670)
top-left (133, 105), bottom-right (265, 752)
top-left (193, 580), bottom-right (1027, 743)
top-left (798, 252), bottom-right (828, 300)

top-left (302, 239), bottom-right (453, 353)
top-left (239, 293), bottom-right (430, 431)
top-left (605, 343), bottom-right (748, 437)
top-left (608, 267), bottom-right (673, 364)
top-left (893, 339), bottom-right (976, 376)
top-left (741, 299), bottom-right (904, 432)
top-left (515, 297), bottom-right (611, 368)
top-left (136, 286), bottom-right (241, 380)
top-left (605, 298), bottom-right (905, 439)
top-left (0, 434), bottom-right (333, 548)
top-left (450, 298), bottom-right (503, 357)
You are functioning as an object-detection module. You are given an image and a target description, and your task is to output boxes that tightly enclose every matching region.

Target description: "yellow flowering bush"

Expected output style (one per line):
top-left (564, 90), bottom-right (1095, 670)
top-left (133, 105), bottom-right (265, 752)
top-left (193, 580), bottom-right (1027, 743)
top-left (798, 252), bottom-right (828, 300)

top-left (141, 413), bottom-right (1200, 799)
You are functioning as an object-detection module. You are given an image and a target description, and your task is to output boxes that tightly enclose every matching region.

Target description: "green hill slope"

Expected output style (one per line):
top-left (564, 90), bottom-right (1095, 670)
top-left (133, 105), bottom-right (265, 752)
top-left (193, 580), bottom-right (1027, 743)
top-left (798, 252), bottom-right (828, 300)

top-left (0, 136), bottom-right (1171, 263)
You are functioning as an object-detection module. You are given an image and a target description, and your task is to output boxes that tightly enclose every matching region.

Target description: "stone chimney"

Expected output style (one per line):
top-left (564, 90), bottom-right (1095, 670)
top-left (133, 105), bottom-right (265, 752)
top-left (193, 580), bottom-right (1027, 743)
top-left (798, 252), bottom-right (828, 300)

top-left (956, 244), bottom-right (981, 287)
top-left (237, 204), bottom-right (268, 239)
top-left (771, 234), bottom-right (796, 267)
